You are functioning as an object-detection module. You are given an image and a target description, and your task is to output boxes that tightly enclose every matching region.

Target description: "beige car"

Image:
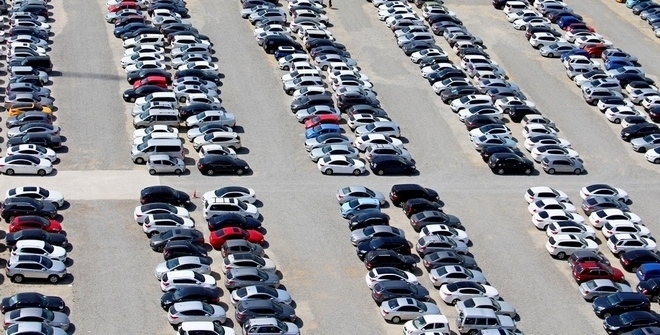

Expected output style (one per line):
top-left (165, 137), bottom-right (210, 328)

top-left (148, 154), bottom-right (186, 175)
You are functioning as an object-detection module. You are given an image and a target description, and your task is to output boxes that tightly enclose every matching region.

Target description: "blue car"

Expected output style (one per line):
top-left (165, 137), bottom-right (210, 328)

top-left (627, 0), bottom-right (651, 9)
top-left (561, 49), bottom-right (590, 62)
top-left (637, 263), bottom-right (660, 281)
top-left (305, 124), bottom-right (342, 139)
top-left (557, 16), bottom-right (583, 29)
top-left (340, 198), bottom-right (381, 219)
top-left (605, 57), bottom-right (636, 71)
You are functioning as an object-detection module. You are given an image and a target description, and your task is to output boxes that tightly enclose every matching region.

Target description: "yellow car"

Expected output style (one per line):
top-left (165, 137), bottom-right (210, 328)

top-left (6, 102), bottom-right (53, 116)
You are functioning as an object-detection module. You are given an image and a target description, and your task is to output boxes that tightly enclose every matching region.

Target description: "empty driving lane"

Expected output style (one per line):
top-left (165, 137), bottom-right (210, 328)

top-left (49, 0), bottom-right (133, 170)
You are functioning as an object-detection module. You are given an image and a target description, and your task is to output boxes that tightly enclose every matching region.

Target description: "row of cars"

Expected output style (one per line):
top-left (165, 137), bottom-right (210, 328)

top-left (623, 0), bottom-right (660, 38)
top-left (370, 0), bottom-right (584, 175)
top-left (241, 0), bottom-right (420, 176)
top-left (134, 185), bottom-right (301, 334)
top-left (107, 0), bottom-right (252, 176)
top-left (524, 184), bottom-right (660, 334)
top-left (0, 186), bottom-right (72, 334)
top-left (1, 0), bottom-right (63, 176)
top-left (337, 183), bottom-right (522, 334)
top-left (494, 0), bottom-right (660, 164)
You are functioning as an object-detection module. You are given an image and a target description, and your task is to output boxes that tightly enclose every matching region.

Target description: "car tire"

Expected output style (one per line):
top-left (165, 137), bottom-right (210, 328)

top-left (207, 169), bottom-right (214, 176)
top-left (149, 169), bottom-right (157, 175)
top-left (37, 169), bottom-right (46, 176)
top-left (614, 118), bottom-right (621, 124)
top-left (135, 157), bottom-right (145, 164)
top-left (639, 147), bottom-right (647, 153)
top-left (282, 66), bottom-right (289, 71)
top-left (147, 231), bottom-right (156, 238)
top-left (49, 275), bottom-right (59, 284)
top-left (5, 169), bottom-right (14, 175)
top-left (556, 252), bottom-right (567, 259)
top-left (353, 169), bottom-right (361, 176)
top-left (156, 245), bottom-right (164, 252)
top-left (324, 168), bottom-right (333, 175)
top-left (12, 274), bottom-right (24, 283)
top-left (497, 168), bottom-right (505, 175)
top-left (286, 89), bottom-right (294, 95)
top-left (391, 316), bottom-right (401, 324)
top-left (451, 298), bottom-right (460, 305)
top-left (524, 168), bottom-right (532, 175)
top-left (377, 169), bottom-right (384, 175)
top-left (547, 168), bottom-right (555, 174)
top-left (654, 158), bottom-right (660, 164)
top-left (236, 169), bottom-right (244, 175)
top-left (574, 168), bottom-right (582, 175)
top-left (174, 169), bottom-right (182, 175)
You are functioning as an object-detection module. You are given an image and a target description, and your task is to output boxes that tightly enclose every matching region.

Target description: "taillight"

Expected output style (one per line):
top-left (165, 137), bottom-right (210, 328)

top-left (163, 282), bottom-right (169, 286)
top-left (144, 224), bottom-right (151, 228)
top-left (170, 315), bottom-right (178, 319)
top-left (623, 259), bottom-right (630, 265)
top-left (595, 219), bottom-right (600, 224)
top-left (606, 230), bottom-right (612, 235)
top-left (419, 246), bottom-right (426, 251)
top-left (551, 230), bottom-right (558, 234)
top-left (227, 280), bottom-right (234, 284)
top-left (424, 260), bottom-right (430, 267)
top-left (613, 245), bottom-right (617, 250)
top-left (382, 310), bottom-right (389, 315)
top-left (136, 214), bottom-right (142, 217)
top-left (643, 289), bottom-right (649, 294)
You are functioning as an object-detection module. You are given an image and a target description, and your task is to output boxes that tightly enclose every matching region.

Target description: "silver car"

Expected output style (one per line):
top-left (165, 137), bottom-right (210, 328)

top-left (364, 144), bottom-right (412, 162)
top-left (155, 256), bottom-right (212, 280)
top-left (455, 297), bottom-right (517, 318)
top-left (428, 265), bottom-right (487, 288)
top-left (350, 226), bottom-right (406, 246)
top-left (578, 279), bottom-right (632, 301)
top-left (3, 308), bottom-right (70, 330)
top-left (379, 298), bottom-right (441, 324)
top-left (308, 144), bottom-right (360, 162)
top-left (7, 255), bottom-right (67, 283)
top-left (335, 185), bottom-right (386, 205)
top-left (142, 214), bottom-right (195, 237)
top-left (167, 301), bottom-right (227, 327)
top-left (230, 285), bottom-right (292, 306)
top-left (631, 134), bottom-right (660, 152)
top-left (147, 154), bottom-right (186, 175)
top-left (6, 123), bottom-right (60, 138)
top-left (242, 317), bottom-right (300, 335)
top-left (541, 155), bottom-right (584, 174)
top-left (225, 268), bottom-right (280, 289)
top-left (5, 323), bottom-right (67, 335)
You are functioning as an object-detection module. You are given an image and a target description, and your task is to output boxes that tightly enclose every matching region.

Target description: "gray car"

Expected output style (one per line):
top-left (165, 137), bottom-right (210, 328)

top-left (5, 322), bottom-right (67, 335)
top-left (423, 250), bottom-right (478, 270)
top-left (409, 210), bottom-right (462, 232)
top-left (428, 265), bottom-right (487, 288)
top-left (309, 144), bottom-right (360, 162)
top-left (365, 144), bottom-right (413, 162)
top-left (304, 134), bottom-right (352, 151)
top-left (154, 256), bottom-right (213, 280)
top-left (335, 185), bottom-right (386, 205)
top-left (5, 92), bottom-right (53, 108)
top-left (225, 268), bottom-right (280, 290)
top-left (631, 134), bottom-right (660, 152)
top-left (456, 297), bottom-right (517, 318)
top-left (7, 123), bottom-right (60, 138)
top-left (578, 279), bottom-right (632, 301)
top-left (242, 317), bottom-right (300, 335)
top-left (581, 196), bottom-right (629, 216)
top-left (415, 235), bottom-right (469, 256)
top-left (7, 255), bottom-right (67, 283)
top-left (167, 301), bottom-right (226, 327)
top-left (3, 308), bottom-right (70, 330)
top-left (7, 83), bottom-right (51, 97)
top-left (5, 111), bottom-right (51, 128)
top-left (379, 298), bottom-right (441, 324)
top-left (230, 285), bottom-right (292, 306)
top-left (350, 226), bottom-right (406, 246)
top-left (147, 154), bottom-right (186, 175)
top-left (235, 300), bottom-right (296, 324)
top-left (541, 155), bottom-right (584, 175)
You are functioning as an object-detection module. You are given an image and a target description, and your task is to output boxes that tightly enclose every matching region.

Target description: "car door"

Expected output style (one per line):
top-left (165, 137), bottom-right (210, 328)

top-left (23, 262), bottom-right (45, 278)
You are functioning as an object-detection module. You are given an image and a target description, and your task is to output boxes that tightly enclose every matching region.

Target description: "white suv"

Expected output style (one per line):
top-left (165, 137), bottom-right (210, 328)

top-left (203, 198), bottom-right (259, 220)
top-left (545, 234), bottom-right (598, 259)
top-left (606, 234), bottom-right (657, 256)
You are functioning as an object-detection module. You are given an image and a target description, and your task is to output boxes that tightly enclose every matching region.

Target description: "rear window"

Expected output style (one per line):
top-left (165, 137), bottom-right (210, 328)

top-left (548, 237), bottom-right (556, 245)
top-left (610, 236), bottom-right (619, 244)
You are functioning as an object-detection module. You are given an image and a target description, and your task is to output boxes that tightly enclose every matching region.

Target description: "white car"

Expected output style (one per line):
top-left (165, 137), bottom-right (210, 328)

top-left (521, 123), bottom-right (557, 138)
top-left (203, 197), bottom-right (259, 220)
top-left (292, 86), bottom-right (328, 99)
top-left (438, 281), bottom-right (499, 305)
top-left (133, 132), bottom-right (180, 146)
top-left (579, 184), bottom-right (629, 202)
top-left (133, 125), bottom-right (179, 139)
top-left (142, 214), bottom-right (195, 236)
top-left (646, 147), bottom-right (660, 164)
top-left (606, 234), bottom-right (657, 256)
top-left (402, 315), bottom-right (450, 335)
top-left (528, 199), bottom-right (577, 215)
top-left (597, 97), bottom-right (634, 111)
top-left (449, 95), bottom-right (493, 112)
top-left (563, 55), bottom-right (601, 70)
top-left (201, 187), bottom-right (256, 205)
top-left (167, 301), bottom-right (227, 327)
top-left (601, 220), bottom-right (651, 239)
top-left (122, 34), bottom-right (165, 48)
top-left (12, 240), bottom-right (67, 262)
top-left (317, 155), bottom-right (366, 175)
top-left (124, 60), bottom-right (167, 74)
top-left (524, 186), bottom-right (570, 203)
top-left (177, 321), bottom-right (235, 335)
top-left (573, 36), bottom-right (613, 48)
top-left (419, 224), bottom-right (469, 244)
top-left (410, 49), bottom-right (448, 63)
top-left (529, 32), bottom-right (564, 49)
top-left (428, 266), bottom-right (487, 288)
top-left (176, 61), bottom-right (219, 72)
top-left (532, 209), bottom-right (585, 229)
top-left (378, 7), bottom-right (414, 20)
top-left (5, 144), bottom-right (57, 162)
top-left (523, 136), bottom-right (571, 151)
top-left (629, 89), bottom-right (660, 105)
top-left (120, 53), bottom-right (166, 68)
top-left (198, 144), bottom-right (237, 159)
top-left (365, 267), bottom-right (418, 289)
top-left (221, 254), bottom-right (276, 273)
top-left (531, 145), bottom-right (579, 162)
top-left (641, 96), bottom-right (660, 110)
top-left (546, 221), bottom-right (596, 240)
top-left (160, 270), bottom-right (216, 292)
top-left (512, 16), bottom-right (549, 29)
top-left (588, 209), bottom-right (643, 228)
top-left (5, 186), bottom-right (64, 208)
top-left (0, 155), bottom-right (52, 176)
top-left (347, 113), bottom-right (391, 130)
top-left (170, 36), bottom-right (213, 49)
top-left (605, 106), bottom-right (642, 124)
top-left (506, 9), bottom-right (539, 22)
top-left (354, 121), bottom-right (401, 138)
top-left (353, 134), bottom-right (404, 151)
top-left (133, 204), bottom-right (190, 225)
top-left (295, 105), bottom-right (341, 122)
top-left (493, 97), bottom-right (535, 112)
top-left (468, 124), bottom-right (513, 141)
top-left (546, 234), bottom-right (598, 259)
top-left (457, 106), bottom-right (504, 122)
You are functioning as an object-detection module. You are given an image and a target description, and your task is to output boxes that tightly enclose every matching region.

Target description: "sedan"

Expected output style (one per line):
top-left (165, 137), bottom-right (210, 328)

top-left (631, 134), bottom-right (660, 152)
top-left (472, 135), bottom-right (516, 151)
top-left (438, 281), bottom-right (499, 305)
top-left (365, 267), bottom-right (418, 289)
top-left (428, 265), bottom-right (487, 288)
top-left (603, 311), bottom-right (660, 334)
top-left (225, 268), bottom-right (280, 290)
top-left (7, 123), bottom-right (59, 139)
top-left (317, 155), bottom-right (365, 176)
top-left (335, 185), bottom-right (386, 205)
top-left (222, 253), bottom-right (276, 273)
top-left (582, 196), bottom-right (629, 216)
top-left (350, 226), bottom-right (406, 246)
top-left (309, 145), bottom-right (360, 162)
top-left (5, 186), bottom-right (64, 208)
top-left (166, 301), bottom-right (227, 327)
top-left (422, 250), bottom-right (478, 270)
top-left (580, 184), bottom-right (629, 202)
top-left (379, 298), bottom-right (441, 324)
top-left (589, 209), bottom-right (643, 228)
top-left (456, 297), bottom-right (517, 318)
top-left (3, 308), bottom-right (70, 330)
top-left (209, 227), bottom-right (264, 249)
top-left (420, 224), bottom-right (469, 244)
top-left (533, 209), bottom-right (585, 229)
top-left (580, 279), bottom-right (633, 301)
top-left (201, 187), bottom-right (256, 205)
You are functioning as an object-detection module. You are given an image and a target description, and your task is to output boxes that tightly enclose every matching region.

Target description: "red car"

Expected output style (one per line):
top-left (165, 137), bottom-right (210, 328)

top-left (108, 2), bottom-right (140, 12)
top-left (581, 43), bottom-right (608, 58)
top-left (9, 216), bottom-right (62, 233)
top-left (572, 261), bottom-right (625, 283)
top-left (209, 227), bottom-right (264, 249)
top-left (566, 23), bottom-right (595, 33)
top-left (133, 76), bottom-right (169, 89)
top-left (304, 115), bottom-right (340, 129)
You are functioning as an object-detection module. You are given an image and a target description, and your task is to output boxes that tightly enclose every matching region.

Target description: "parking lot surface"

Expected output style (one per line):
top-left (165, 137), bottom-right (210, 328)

top-left (2, 0), bottom-right (660, 333)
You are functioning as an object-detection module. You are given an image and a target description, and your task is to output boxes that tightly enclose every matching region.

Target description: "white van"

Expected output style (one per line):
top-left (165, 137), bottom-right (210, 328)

top-left (131, 138), bottom-right (184, 164)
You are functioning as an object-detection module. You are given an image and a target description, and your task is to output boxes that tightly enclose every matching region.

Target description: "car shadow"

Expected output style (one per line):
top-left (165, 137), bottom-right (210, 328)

top-left (294, 318), bottom-right (304, 329)
top-left (232, 125), bottom-right (245, 133)
top-left (210, 271), bottom-right (222, 281)
top-left (275, 270), bottom-right (284, 280)
top-left (65, 323), bottom-right (76, 335)
top-left (411, 267), bottom-right (424, 277)
top-left (252, 199), bottom-right (264, 208)
top-left (235, 147), bottom-right (250, 154)
top-left (222, 318), bottom-right (235, 329)
top-left (64, 243), bottom-right (73, 252)
top-left (261, 241), bottom-right (270, 249)
top-left (0, 230), bottom-right (5, 239)
top-left (64, 258), bottom-right (74, 267)
top-left (55, 146), bottom-right (69, 153)
top-left (214, 287), bottom-right (224, 298)
top-left (258, 227), bottom-right (268, 235)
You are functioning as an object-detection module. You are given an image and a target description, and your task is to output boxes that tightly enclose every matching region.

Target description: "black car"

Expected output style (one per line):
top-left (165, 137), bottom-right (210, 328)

top-left (371, 281), bottom-right (430, 304)
top-left (356, 236), bottom-right (412, 260)
top-left (485, 87), bottom-right (526, 101)
top-left (389, 184), bottom-right (439, 207)
top-left (492, 0), bottom-right (509, 9)
top-left (464, 114), bottom-right (504, 131)
top-left (114, 15), bottom-right (147, 27)
top-left (140, 185), bottom-right (190, 206)
top-left (402, 198), bottom-right (444, 218)
top-left (9, 75), bottom-right (47, 87)
top-left (161, 23), bottom-right (199, 36)
top-left (346, 105), bottom-right (389, 118)
top-left (369, 156), bottom-right (416, 176)
top-left (160, 287), bottom-right (219, 310)
top-left (428, 69), bottom-right (466, 85)
top-left (480, 145), bottom-right (525, 163)
top-left (174, 69), bottom-right (221, 84)
top-left (262, 35), bottom-right (302, 54)
top-left (568, 250), bottom-right (611, 269)
top-left (235, 300), bottom-right (296, 324)
top-left (614, 73), bottom-right (655, 87)
top-left (621, 123), bottom-right (660, 141)
top-left (440, 86), bottom-right (481, 104)
top-left (525, 26), bottom-right (561, 40)
top-left (208, 213), bottom-right (262, 231)
top-left (547, 10), bottom-right (582, 23)
top-left (430, 21), bottom-right (462, 35)
top-left (409, 210), bottom-right (462, 232)
top-left (648, 106), bottom-right (660, 123)
top-left (5, 229), bottom-right (68, 247)
top-left (291, 95), bottom-right (334, 112)
top-left (401, 41), bottom-right (439, 56)
top-left (348, 211), bottom-right (390, 231)
top-left (582, 196), bottom-right (629, 216)
top-left (506, 105), bottom-right (541, 122)
top-left (592, 292), bottom-right (651, 319)
top-left (8, 56), bottom-right (53, 73)
top-left (457, 47), bottom-right (490, 59)
top-left (620, 250), bottom-right (660, 272)
top-left (337, 94), bottom-right (379, 112)
top-left (127, 69), bottom-right (172, 85)
top-left (5, 111), bottom-right (52, 128)
top-left (304, 38), bottom-right (346, 51)
top-left (604, 311), bottom-right (660, 334)
top-left (162, 240), bottom-right (208, 260)
top-left (12, 4), bottom-right (48, 18)
top-left (310, 46), bottom-right (351, 59)
top-left (197, 155), bottom-right (250, 176)
top-left (423, 251), bottom-right (478, 270)
top-left (638, 278), bottom-right (660, 302)
top-left (178, 102), bottom-right (223, 119)
top-left (364, 250), bottom-right (417, 271)
top-left (1, 197), bottom-right (57, 222)
top-left (6, 133), bottom-right (62, 149)
top-left (122, 27), bottom-right (163, 40)
top-left (0, 293), bottom-right (65, 314)
top-left (122, 85), bottom-right (169, 103)
top-left (113, 22), bottom-right (150, 38)
top-left (427, 14), bottom-right (462, 25)
top-left (148, 3), bottom-right (188, 17)
top-left (149, 229), bottom-right (205, 252)
top-left (488, 152), bottom-right (534, 175)
top-left (220, 240), bottom-right (265, 258)
top-left (8, 27), bottom-right (50, 40)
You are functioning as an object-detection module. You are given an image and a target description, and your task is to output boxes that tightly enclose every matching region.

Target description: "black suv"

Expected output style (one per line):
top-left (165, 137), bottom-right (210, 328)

top-left (348, 211), bottom-right (390, 231)
top-left (389, 184), bottom-right (439, 207)
top-left (592, 292), bottom-right (651, 318)
top-left (488, 152), bottom-right (534, 175)
top-left (6, 133), bottom-right (62, 149)
top-left (364, 250), bottom-right (417, 271)
top-left (140, 186), bottom-right (190, 206)
top-left (208, 213), bottom-right (262, 231)
top-left (5, 229), bottom-right (68, 247)
top-left (506, 105), bottom-right (541, 122)
top-left (356, 236), bottom-right (412, 260)
top-left (371, 281), bottom-right (430, 304)
top-left (370, 156), bottom-right (417, 176)
top-left (160, 287), bottom-right (219, 310)
top-left (620, 250), bottom-right (660, 272)
top-left (162, 240), bottom-right (207, 260)
top-left (1, 197), bottom-right (57, 222)
top-left (8, 56), bottom-right (53, 73)
top-left (402, 198), bottom-right (444, 218)
top-left (621, 123), bottom-right (660, 142)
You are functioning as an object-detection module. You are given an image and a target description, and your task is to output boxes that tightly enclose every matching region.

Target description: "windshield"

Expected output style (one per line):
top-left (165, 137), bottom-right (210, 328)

top-left (43, 243), bottom-right (54, 253)
top-left (165, 258), bottom-right (180, 269)
top-left (136, 142), bottom-right (148, 151)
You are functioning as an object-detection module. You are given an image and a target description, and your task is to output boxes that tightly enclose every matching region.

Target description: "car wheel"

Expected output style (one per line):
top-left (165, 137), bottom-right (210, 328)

top-left (286, 89), bottom-right (294, 95)
top-left (603, 312), bottom-right (611, 319)
top-left (353, 169), bottom-right (361, 176)
top-left (156, 245), bottom-right (164, 252)
top-left (524, 168), bottom-right (532, 175)
top-left (451, 298), bottom-right (460, 305)
top-left (655, 158), bottom-right (660, 164)
top-left (377, 169), bottom-right (384, 175)
top-left (236, 169), bottom-right (244, 175)
top-left (12, 274), bottom-right (24, 283)
top-left (391, 316), bottom-right (401, 324)
top-left (547, 168), bottom-right (555, 174)
top-left (147, 231), bottom-right (156, 238)
top-left (37, 169), bottom-right (46, 176)
top-left (5, 169), bottom-right (14, 175)
top-left (614, 118), bottom-right (621, 124)
top-left (207, 169), bottom-right (214, 176)
top-left (497, 168), bottom-right (505, 175)
top-left (174, 169), bottom-right (182, 175)
top-left (149, 169), bottom-right (157, 175)
top-left (324, 168), bottom-right (333, 175)
top-left (282, 66), bottom-right (289, 71)
top-left (556, 252), bottom-right (566, 259)
top-left (135, 157), bottom-right (145, 164)
top-left (639, 147), bottom-right (647, 153)
top-left (130, 97), bottom-right (136, 103)
top-left (48, 275), bottom-right (59, 283)
top-left (574, 168), bottom-right (582, 175)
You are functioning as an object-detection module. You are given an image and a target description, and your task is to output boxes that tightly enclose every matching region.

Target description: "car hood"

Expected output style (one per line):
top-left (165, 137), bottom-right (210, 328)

top-left (51, 260), bottom-right (66, 273)
top-left (497, 300), bottom-right (516, 314)
top-left (51, 246), bottom-right (67, 260)
top-left (160, 292), bottom-right (174, 305)
top-left (149, 234), bottom-right (165, 246)
top-left (52, 311), bottom-right (70, 326)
